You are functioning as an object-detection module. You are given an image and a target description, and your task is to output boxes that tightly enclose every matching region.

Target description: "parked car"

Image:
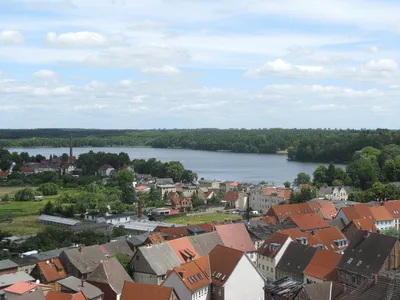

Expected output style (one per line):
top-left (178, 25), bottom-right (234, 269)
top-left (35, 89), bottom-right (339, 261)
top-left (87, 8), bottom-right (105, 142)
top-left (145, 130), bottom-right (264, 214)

top-left (250, 210), bottom-right (260, 215)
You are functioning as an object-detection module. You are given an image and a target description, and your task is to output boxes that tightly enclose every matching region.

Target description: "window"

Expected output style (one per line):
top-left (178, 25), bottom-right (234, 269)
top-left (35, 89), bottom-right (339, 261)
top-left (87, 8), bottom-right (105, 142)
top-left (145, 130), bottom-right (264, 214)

top-left (218, 288), bottom-right (222, 296)
top-left (212, 286), bottom-right (216, 294)
top-left (271, 268), bottom-right (273, 273)
top-left (262, 265), bottom-right (265, 270)
top-left (267, 266), bottom-right (269, 271)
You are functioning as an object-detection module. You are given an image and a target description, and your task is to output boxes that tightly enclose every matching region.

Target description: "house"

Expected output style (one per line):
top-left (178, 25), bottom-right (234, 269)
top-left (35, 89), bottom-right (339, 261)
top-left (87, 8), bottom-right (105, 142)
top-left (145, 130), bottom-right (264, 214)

top-left (168, 237), bottom-right (201, 263)
top-left (145, 233), bottom-right (165, 245)
top-left (208, 245), bottom-right (265, 300)
top-left (11, 256), bottom-right (39, 274)
top-left (307, 201), bottom-right (338, 220)
top-left (120, 281), bottom-right (179, 300)
top-left (369, 206), bottom-right (395, 230)
top-left (60, 163), bottom-right (75, 174)
top-left (17, 289), bottom-right (46, 300)
top-left (275, 242), bottom-right (317, 283)
top-left (3, 282), bottom-right (52, 298)
top-left (57, 276), bottom-right (103, 300)
top-left (198, 180), bottom-right (221, 189)
top-left (0, 271), bottom-right (35, 289)
top-left (129, 242), bottom-right (182, 285)
top-left (171, 196), bottom-right (193, 211)
top-left (263, 277), bottom-right (303, 300)
top-left (267, 203), bottom-right (314, 223)
top-left (215, 223), bottom-right (256, 262)
top-left (96, 213), bottom-right (135, 225)
top-left (319, 186), bottom-right (352, 201)
top-left (246, 223), bottom-right (296, 250)
top-left (162, 256), bottom-right (211, 300)
top-left (38, 214), bottom-right (81, 228)
top-left (30, 258), bottom-right (67, 284)
top-left (257, 232), bottom-right (292, 283)
top-left (222, 191), bottom-right (248, 210)
top-left (342, 218), bottom-right (377, 241)
top-left (384, 200), bottom-right (400, 230)
top-left (120, 164), bottom-right (134, 173)
top-left (156, 178), bottom-right (174, 185)
top-left (0, 259), bottom-right (18, 275)
top-left (279, 227), bottom-right (349, 253)
top-left (181, 185), bottom-right (198, 197)
top-left (98, 164), bottom-right (115, 177)
top-left (100, 240), bottom-right (135, 257)
top-left (59, 245), bottom-right (108, 279)
top-left (250, 187), bottom-right (291, 212)
top-left (87, 258), bottom-right (133, 300)
top-left (45, 290), bottom-right (87, 300)
top-left (282, 213), bottom-right (330, 231)
top-left (201, 191), bottom-right (216, 202)
top-left (303, 249), bottom-right (342, 284)
top-left (158, 185), bottom-right (177, 196)
top-left (135, 185), bottom-right (151, 193)
top-left (337, 230), bottom-right (400, 287)
top-left (188, 232), bottom-right (224, 257)
top-left (155, 224), bottom-right (215, 240)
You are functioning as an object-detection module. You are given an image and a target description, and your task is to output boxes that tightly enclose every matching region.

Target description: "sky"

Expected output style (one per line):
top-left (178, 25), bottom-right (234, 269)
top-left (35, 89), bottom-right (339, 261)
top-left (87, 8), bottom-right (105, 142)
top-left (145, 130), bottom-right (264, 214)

top-left (1, 0), bottom-right (400, 129)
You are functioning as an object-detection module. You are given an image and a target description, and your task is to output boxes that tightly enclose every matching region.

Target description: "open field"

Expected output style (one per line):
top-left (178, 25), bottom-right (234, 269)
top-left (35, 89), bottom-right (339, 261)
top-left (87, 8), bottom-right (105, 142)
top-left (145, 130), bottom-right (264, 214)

top-left (0, 200), bottom-right (55, 218)
top-left (0, 215), bottom-right (47, 236)
top-left (0, 186), bottom-right (38, 196)
top-left (165, 212), bottom-right (242, 225)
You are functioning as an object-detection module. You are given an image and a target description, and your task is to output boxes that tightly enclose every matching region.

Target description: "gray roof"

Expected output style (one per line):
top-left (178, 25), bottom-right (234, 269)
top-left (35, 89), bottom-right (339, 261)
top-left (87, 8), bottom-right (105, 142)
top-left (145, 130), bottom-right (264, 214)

top-left (101, 212), bottom-right (135, 220)
top-left (319, 186), bottom-right (352, 195)
top-left (11, 256), bottom-right (39, 267)
top-left (337, 231), bottom-right (397, 277)
top-left (16, 289), bottom-right (46, 300)
top-left (38, 214), bottom-right (81, 226)
top-left (327, 218), bottom-right (347, 230)
top-left (72, 223), bottom-right (112, 233)
top-left (130, 243), bottom-right (181, 276)
top-left (276, 242), bottom-right (317, 277)
top-left (58, 276), bottom-right (103, 299)
top-left (188, 231), bottom-right (224, 256)
top-left (32, 247), bottom-right (75, 261)
top-left (0, 271), bottom-right (35, 288)
top-left (302, 282), bottom-right (332, 300)
top-left (101, 240), bottom-right (134, 256)
top-left (123, 219), bottom-right (182, 232)
top-left (88, 258), bottom-right (133, 294)
top-left (127, 232), bottom-right (152, 246)
top-left (0, 259), bottom-right (18, 270)
top-left (155, 178), bottom-right (174, 185)
top-left (60, 245), bottom-right (108, 275)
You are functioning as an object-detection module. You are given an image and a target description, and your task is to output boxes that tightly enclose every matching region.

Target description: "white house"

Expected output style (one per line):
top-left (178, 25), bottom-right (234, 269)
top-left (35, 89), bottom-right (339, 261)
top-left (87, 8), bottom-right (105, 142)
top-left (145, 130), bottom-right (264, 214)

top-left (98, 164), bottom-right (115, 177)
top-left (209, 245), bottom-right (265, 300)
top-left (319, 186), bottom-right (352, 201)
top-left (158, 184), bottom-right (177, 196)
top-left (250, 187), bottom-right (288, 212)
top-left (162, 256), bottom-right (211, 300)
top-left (384, 200), bottom-right (400, 230)
top-left (61, 163), bottom-right (75, 174)
top-left (256, 232), bottom-right (292, 283)
top-left (96, 213), bottom-right (134, 225)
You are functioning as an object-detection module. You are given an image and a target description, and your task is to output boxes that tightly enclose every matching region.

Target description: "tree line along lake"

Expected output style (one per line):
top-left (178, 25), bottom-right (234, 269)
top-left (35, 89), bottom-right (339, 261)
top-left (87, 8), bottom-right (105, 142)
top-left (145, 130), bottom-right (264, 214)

top-left (7, 147), bottom-right (345, 185)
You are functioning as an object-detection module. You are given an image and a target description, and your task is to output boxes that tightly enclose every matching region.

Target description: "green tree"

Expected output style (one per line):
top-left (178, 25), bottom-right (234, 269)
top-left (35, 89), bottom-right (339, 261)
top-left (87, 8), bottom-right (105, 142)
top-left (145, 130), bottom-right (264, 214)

top-left (191, 192), bottom-right (204, 208)
top-left (117, 170), bottom-right (136, 204)
top-left (332, 179), bottom-right (343, 186)
top-left (326, 162), bottom-right (335, 186)
top-left (283, 181), bottom-right (291, 188)
top-left (293, 172), bottom-right (311, 187)
top-left (14, 188), bottom-right (35, 201)
top-left (383, 227), bottom-right (400, 238)
top-left (38, 183), bottom-right (59, 196)
top-left (42, 201), bottom-right (55, 215)
top-left (313, 165), bottom-right (327, 185)
top-left (61, 153), bottom-right (69, 162)
top-left (112, 226), bottom-right (128, 237)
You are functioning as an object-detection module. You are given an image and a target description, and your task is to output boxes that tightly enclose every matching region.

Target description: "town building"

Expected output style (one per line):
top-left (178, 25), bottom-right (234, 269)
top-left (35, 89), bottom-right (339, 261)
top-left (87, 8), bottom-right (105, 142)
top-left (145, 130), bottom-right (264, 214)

top-left (97, 164), bottom-right (115, 177)
top-left (342, 218), bottom-right (377, 241)
top-left (0, 271), bottom-right (35, 289)
top-left (384, 200), bottom-right (400, 230)
top-left (120, 281), bottom-right (179, 300)
top-left (250, 187), bottom-right (291, 212)
top-left (318, 186), bottom-right (352, 201)
top-left (222, 191), bottom-right (248, 210)
top-left (30, 258), bottom-right (67, 284)
top-left (267, 203), bottom-right (314, 223)
top-left (158, 184), bottom-right (177, 196)
top-left (38, 214), bottom-right (81, 228)
top-left (282, 213), bottom-right (330, 231)
top-left (198, 180), bottom-right (221, 190)
top-left (303, 249), bottom-right (342, 284)
top-left (257, 232), bottom-right (292, 283)
top-left (57, 276), bottom-right (103, 300)
top-left (0, 259), bottom-right (18, 275)
top-left (96, 213), bottom-right (135, 225)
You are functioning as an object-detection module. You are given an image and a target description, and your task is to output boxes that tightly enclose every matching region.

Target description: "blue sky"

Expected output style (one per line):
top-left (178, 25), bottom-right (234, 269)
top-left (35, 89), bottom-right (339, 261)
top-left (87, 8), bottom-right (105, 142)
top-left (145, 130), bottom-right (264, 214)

top-left (1, 0), bottom-right (400, 129)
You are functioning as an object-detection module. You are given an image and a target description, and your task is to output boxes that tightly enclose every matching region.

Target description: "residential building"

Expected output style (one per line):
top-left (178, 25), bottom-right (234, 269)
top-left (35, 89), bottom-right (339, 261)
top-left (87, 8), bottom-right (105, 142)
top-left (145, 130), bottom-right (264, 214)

top-left (156, 178), bottom-right (174, 186)
top-left (0, 271), bottom-right (35, 289)
top-left (158, 184), bottom-right (177, 196)
top-left (30, 258), bottom-right (67, 284)
top-left (263, 277), bottom-right (303, 300)
top-left (60, 163), bottom-right (75, 174)
top-left (257, 232), bottom-right (292, 282)
top-left (3, 282), bottom-right (52, 298)
top-left (135, 185), bottom-right (151, 193)
top-left (337, 230), bottom-right (400, 287)
top-left (342, 218), bottom-right (377, 241)
top-left (98, 164), bottom-right (115, 177)
top-left (279, 227), bottom-right (349, 254)
top-left (198, 180), bottom-right (221, 189)
top-left (171, 196), bottom-right (193, 211)
top-left (162, 256), bottom-right (211, 300)
top-left (222, 191), bottom-right (248, 210)
top-left (369, 206), bottom-right (395, 230)
top-left (303, 249), bottom-right (342, 284)
top-left (38, 214), bottom-right (81, 228)
top-left (307, 201), bottom-right (338, 220)
top-left (250, 187), bottom-right (291, 212)
top-left (96, 213), bottom-right (135, 225)
top-left (276, 242), bottom-right (317, 283)
top-left (59, 245), bottom-right (108, 279)
top-left (267, 203), bottom-right (314, 223)
top-left (384, 200), bottom-right (400, 230)
top-left (168, 237), bottom-right (201, 263)
top-left (57, 276), bottom-right (103, 300)
top-left (87, 258), bottom-right (133, 300)
top-left (0, 259), bottom-right (18, 275)
top-left (219, 181), bottom-right (234, 193)
top-left (181, 185), bottom-right (198, 197)
top-left (72, 223), bottom-right (113, 234)
top-left (282, 213), bottom-right (330, 231)
top-left (156, 223), bottom-right (215, 240)
top-left (120, 281), bottom-right (179, 300)
top-left (11, 256), bottom-right (39, 274)
top-left (100, 240), bottom-right (135, 257)
top-left (209, 245), bottom-right (265, 300)
top-left (318, 186), bottom-right (352, 201)
top-left (188, 232), bottom-right (224, 256)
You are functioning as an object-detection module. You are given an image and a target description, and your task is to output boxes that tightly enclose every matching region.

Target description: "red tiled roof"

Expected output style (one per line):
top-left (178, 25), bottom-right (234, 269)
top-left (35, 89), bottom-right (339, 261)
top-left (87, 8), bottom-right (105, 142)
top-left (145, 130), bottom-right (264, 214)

top-left (369, 206), bottom-right (393, 221)
top-left (135, 185), bottom-right (150, 191)
top-left (209, 245), bottom-right (244, 285)
top-left (350, 218), bottom-right (377, 232)
top-left (168, 237), bottom-right (200, 263)
top-left (261, 216), bottom-right (278, 225)
top-left (215, 223), bottom-right (256, 252)
top-left (268, 203), bottom-right (313, 222)
top-left (45, 291), bottom-right (86, 300)
top-left (156, 224), bottom-right (215, 240)
top-left (223, 191), bottom-right (238, 202)
top-left (317, 202), bottom-right (338, 220)
top-left (37, 259), bottom-right (67, 282)
top-left (121, 282), bottom-right (174, 300)
top-left (341, 204), bottom-right (375, 222)
top-left (147, 233), bottom-right (165, 244)
top-left (258, 232), bottom-right (290, 258)
top-left (303, 249), bottom-right (342, 281)
top-left (287, 213), bottom-right (330, 231)
top-left (5, 282), bottom-right (51, 295)
top-left (170, 256), bottom-right (211, 292)
top-left (383, 200), bottom-right (400, 219)
top-left (0, 171), bottom-right (9, 177)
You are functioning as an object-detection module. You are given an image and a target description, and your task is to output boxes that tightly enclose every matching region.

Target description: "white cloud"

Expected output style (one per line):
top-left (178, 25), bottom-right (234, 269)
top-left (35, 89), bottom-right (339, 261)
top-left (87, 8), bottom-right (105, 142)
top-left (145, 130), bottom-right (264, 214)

top-left (365, 59), bottom-right (398, 72)
top-left (74, 104), bottom-right (109, 110)
top-left (371, 106), bottom-right (391, 113)
top-left (46, 31), bottom-right (122, 47)
top-left (141, 65), bottom-right (181, 75)
top-left (120, 80), bottom-right (132, 87)
top-left (309, 104), bottom-right (348, 111)
top-left (368, 46), bottom-right (379, 53)
top-left (33, 69), bottom-right (58, 80)
top-left (0, 30), bottom-right (25, 44)
top-left (245, 59), bottom-right (325, 78)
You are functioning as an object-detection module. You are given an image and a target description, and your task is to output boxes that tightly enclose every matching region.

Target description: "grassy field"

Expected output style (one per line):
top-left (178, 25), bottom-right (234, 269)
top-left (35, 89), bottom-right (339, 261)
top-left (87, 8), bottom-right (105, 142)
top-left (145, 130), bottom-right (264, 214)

top-left (0, 186), bottom-right (38, 196)
top-left (165, 212), bottom-right (242, 225)
top-left (0, 215), bottom-right (47, 236)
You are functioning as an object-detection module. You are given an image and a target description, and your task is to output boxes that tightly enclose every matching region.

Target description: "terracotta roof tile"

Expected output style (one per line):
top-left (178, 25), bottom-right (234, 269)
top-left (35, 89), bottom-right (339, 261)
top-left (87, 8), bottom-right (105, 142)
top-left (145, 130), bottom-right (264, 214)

top-left (369, 206), bottom-right (393, 221)
top-left (168, 237), bottom-right (200, 263)
top-left (156, 224), bottom-right (214, 240)
top-left (287, 213), bottom-right (330, 230)
top-left (147, 233), bottom-right (165, 244)
top-left (258, 232), bottom-right (290, 258)
top-left (120, 282), bottom-right (173, 300)
top-left (268, 203), bottom-right (313, 222)
top-left (351, 218), bottom-right (377, 232)
top-left (45, 290), bottom-right (87, 300)
top-left (341, 204), bottom-right (375, 222)
top-left (223, 191), bottom-right (239, 202)
top-left (209, 245), bottom-right (243, 285)
top-left (215, 223), bottom-right (256, 252)
top-left (5, 282), bottom-right (51, 295)
top-left (37, 258), bottom-right (67, 282)
top-left (303, 249), bottom-right (342, 281)
top-left (383, 200), bottom-right (400, 219)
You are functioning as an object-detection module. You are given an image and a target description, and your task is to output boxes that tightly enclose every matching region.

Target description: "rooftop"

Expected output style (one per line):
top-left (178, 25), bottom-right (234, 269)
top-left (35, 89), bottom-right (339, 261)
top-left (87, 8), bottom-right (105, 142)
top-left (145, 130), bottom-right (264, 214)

top-left (286, 213), bottom-right (330, 231)
top-left (38, 214), bottom-right (81, 226)
top-left (276, 242), bottom-right (317, 277)
top-left (37, 259), bottom-right (67, 282)
top-left (209, 245), bottom-right (244, 285)
top-left (303, 249), bottom-right (342, 281)
top-left (0, 259), bottom-right (18, 270)
top-left (258, 232), bottom-right (291, 258)
top-left (171, 256), bottom-right (211, 292)
top-left (0, 271), bottom-right (35, 288)
top-left (4, 282), bottom-right (50, 295)
top-left (264, 277), bottom-right (303, 298)
top-left (120, 282), bottom-right (175, 300)
top-left (215, 222), bottom-right (256, 252)
top-left (57, 276), bottom-right (103, 299)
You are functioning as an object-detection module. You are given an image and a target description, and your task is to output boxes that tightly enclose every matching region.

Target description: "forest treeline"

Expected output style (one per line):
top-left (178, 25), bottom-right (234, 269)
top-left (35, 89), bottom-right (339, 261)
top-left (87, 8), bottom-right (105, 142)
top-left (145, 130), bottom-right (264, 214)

top-left (2, 128), bottom-right (400, 163)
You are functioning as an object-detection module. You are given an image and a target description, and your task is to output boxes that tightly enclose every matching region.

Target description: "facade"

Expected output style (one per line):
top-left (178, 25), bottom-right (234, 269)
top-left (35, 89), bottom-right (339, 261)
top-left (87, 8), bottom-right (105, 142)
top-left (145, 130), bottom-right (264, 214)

top-left (319, 186), bottom-right (352, 201)
top-left (250, 187), bottom-right (290, 212)
top-left (96, 213), bottom-right (134, 225)
top-left (384, 200), bottom-right (400, 230)
top-left (121, 281), bottom-right (179, 300)
top-left (199, 180), bottom-right (221, 189)
top-left (256, 232), bottom-right (292, 283)
top-left (0, 259), bottom-right (18, 275)
top-left (98, 164), bottom-right (115, 177)
top-left (158, 184), bottom-right (177, 196)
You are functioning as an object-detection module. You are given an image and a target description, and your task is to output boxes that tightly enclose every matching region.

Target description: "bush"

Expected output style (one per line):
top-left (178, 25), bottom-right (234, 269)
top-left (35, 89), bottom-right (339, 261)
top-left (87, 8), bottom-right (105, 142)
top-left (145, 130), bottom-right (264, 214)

top-left (38, 183), bottom-right (59, 196)
top-left (14, 188), bottom-right (35, 201)
top-left (8, 179), bottom-right (24, 187)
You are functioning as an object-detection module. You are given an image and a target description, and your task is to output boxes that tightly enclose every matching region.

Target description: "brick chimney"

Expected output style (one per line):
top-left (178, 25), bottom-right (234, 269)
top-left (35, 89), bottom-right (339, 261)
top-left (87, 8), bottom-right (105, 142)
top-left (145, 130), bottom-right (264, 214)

top-left (81, 279), bottom-right (85, 287)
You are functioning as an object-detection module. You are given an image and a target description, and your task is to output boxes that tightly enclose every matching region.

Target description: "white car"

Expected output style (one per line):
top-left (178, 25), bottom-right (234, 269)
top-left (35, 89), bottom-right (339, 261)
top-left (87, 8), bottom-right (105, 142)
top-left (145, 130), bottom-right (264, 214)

top-left (250, 210), bottom-right (259, 215)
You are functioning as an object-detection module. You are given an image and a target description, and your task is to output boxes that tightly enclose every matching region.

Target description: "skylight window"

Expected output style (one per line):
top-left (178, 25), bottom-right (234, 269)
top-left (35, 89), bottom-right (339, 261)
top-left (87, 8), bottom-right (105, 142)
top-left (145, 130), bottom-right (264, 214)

top-left (356, 260), bottom-right (362, 266)
top-left (347, 258), bottom-right (353, 264)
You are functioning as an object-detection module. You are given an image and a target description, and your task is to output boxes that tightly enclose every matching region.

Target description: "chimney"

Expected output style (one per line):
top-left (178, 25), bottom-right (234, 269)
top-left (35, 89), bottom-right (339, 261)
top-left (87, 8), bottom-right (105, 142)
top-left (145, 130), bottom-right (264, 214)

top-left (364, 230), bottom-right (370, 238)
top-left (0, 290), bottom-right (6, 300)
top-left (69, 135), bottom-right (73, 163)
top-left (81, 279), bottom-right (85, 287)
top-left (138, 200), bottom-right (142, 219)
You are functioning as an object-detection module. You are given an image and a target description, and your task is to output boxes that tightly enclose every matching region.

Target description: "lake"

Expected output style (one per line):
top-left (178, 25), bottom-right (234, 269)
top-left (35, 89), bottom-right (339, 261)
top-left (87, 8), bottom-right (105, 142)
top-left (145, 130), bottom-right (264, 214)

top-left (7, 147), bottom-right (343, 185)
